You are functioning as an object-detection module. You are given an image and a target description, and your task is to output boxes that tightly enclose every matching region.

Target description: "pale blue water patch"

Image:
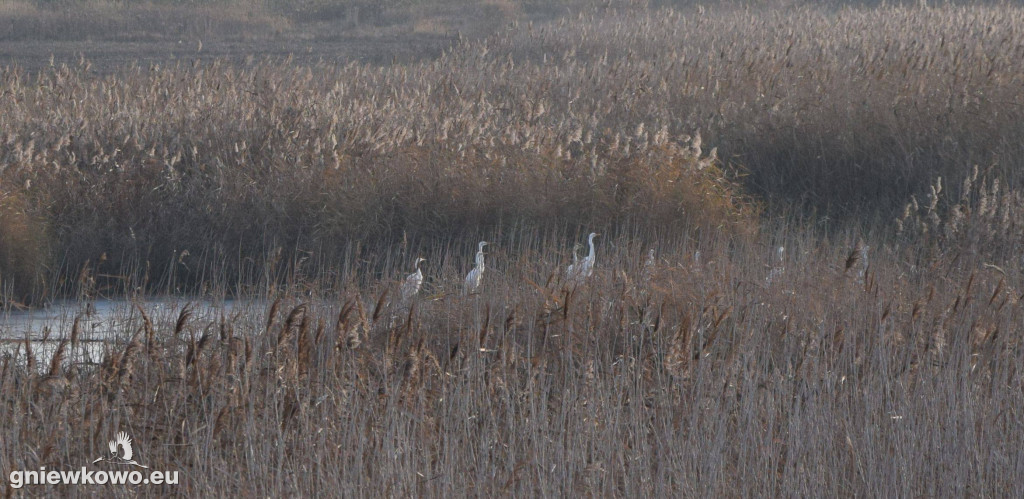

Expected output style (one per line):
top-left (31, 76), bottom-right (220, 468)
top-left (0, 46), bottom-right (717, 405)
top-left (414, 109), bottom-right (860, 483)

top-left (0, 297), bottom-right (269, 370)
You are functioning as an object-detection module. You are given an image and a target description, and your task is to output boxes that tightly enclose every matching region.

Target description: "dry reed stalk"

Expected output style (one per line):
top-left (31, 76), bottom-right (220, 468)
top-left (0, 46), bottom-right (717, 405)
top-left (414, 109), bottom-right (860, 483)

top-left (343, 300), bottom-right (369, 351)
top-left (266, 297), bottom-right (282, 335)
top-left (47, 338), bottom-right (68, 377)
top-left (277, 304), bottom-right (307, 350)
top-left (175, 303), bottom-right (193, 337)
top-left (372, 290), bottom-right (389, 322)
top-left (664, 313), bottom-right (692, 378)
top-left (297, 312), bottom-right (312, 376)
top-left (135, 302), bottom-right (156, 357)
top-left (23, 333), bottom-right (35, 373)
top-left (335, 298), bottom-right (355, 341)
top-left (478, 304), bottom-right (491, 351)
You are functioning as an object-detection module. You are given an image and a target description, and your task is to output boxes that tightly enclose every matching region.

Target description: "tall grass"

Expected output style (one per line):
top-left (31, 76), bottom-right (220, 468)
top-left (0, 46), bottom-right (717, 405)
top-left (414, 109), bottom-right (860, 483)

top-left (2, 228), bottom-right (1022, 495)
top-left (484, 4), bottom-right (1024, 215)
top-left (0, 52), bottom-right (751, 302)
top-left (3, 4), bottom-right (1024, 300)
top-left (2, 3), bottom-right (1024, 495)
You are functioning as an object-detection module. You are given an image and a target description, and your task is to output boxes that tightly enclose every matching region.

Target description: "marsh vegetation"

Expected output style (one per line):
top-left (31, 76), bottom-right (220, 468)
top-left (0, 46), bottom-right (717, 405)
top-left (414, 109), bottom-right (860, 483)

top-left (2, 1), bottom-right (1023, 495)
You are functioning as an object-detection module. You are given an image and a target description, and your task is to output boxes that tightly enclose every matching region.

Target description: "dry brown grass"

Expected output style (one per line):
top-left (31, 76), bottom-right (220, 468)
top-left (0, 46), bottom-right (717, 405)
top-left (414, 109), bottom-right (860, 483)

top-left (2, 3), bottom-right (1023, 301)
top-left (2, 2), bottom-right (1024, 495)
top-left (1, 228), bottom-right (1022, 495)
top-left (898, 166), bottom-right (1024, 267)
top-left (0, 48), bottom-right (753, 300)
top-left (483, 4), bottom-right (1024, 215)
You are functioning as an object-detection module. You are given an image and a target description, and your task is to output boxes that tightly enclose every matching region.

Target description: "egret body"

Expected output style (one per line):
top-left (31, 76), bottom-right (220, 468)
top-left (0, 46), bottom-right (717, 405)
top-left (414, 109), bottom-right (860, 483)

top-left (401, 257), bottom-right (426, 301)
top-left (464, 241), bottom-right (487, 294)
top-left (566, 232), bottom-right (598, 284)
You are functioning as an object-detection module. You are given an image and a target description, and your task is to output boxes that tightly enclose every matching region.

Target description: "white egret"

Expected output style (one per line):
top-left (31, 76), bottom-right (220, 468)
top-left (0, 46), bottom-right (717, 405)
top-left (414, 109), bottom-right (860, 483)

top-left (401, 257), bottom-right (426, 301)
top-left (566, 232), bottom-right (599, 284)
top-left (464, 241), bottom-right (487, 295)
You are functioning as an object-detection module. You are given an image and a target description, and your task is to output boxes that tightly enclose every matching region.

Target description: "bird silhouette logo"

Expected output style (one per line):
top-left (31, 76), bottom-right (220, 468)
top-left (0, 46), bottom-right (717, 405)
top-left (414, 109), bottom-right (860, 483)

top-left (92, 432), bottom-right (148, 468)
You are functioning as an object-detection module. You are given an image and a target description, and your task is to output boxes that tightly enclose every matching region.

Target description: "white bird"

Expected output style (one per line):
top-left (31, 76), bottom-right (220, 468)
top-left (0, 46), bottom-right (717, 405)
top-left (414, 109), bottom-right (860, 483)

top-left (464, 241), bottom-right (487, 295)
top-left (566, 232), bottom-right (599, 284)
top-left (401, 257), bottom-right (426, 302)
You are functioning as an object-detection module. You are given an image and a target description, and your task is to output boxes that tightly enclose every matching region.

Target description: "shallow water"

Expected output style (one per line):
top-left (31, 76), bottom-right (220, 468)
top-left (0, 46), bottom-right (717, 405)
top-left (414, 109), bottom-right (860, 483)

top-left (0, 297), bottom-right (267, 369)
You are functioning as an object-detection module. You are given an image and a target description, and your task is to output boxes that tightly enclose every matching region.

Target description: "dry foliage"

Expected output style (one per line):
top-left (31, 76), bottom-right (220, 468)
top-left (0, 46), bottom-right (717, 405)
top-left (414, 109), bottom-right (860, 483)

top-left (2, 3), bottom-right (1024, 496)
top-left (1, 231), bottom-right (1021, 496)
top-left (0, 30), bottom-right (753, 299)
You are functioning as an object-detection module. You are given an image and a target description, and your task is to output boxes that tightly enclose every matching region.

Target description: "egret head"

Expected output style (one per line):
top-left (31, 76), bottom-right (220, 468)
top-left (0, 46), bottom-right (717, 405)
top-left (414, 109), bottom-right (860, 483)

top-left (478, 241), bottom-right (488, 251)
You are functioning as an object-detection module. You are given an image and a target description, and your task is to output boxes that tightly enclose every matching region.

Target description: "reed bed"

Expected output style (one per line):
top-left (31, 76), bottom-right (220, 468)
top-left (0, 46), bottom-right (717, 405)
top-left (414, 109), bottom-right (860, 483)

top-left (485, 4), bottom-right (1024, 213)
top-left (0, 44), bottom-right (752, 302)
top-left (2, 2), bottom-right (1024, 495)
top-left (2, 228), bottom-right (1022, 495)
top-left (3, 4), bottom-right (1024, 301)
